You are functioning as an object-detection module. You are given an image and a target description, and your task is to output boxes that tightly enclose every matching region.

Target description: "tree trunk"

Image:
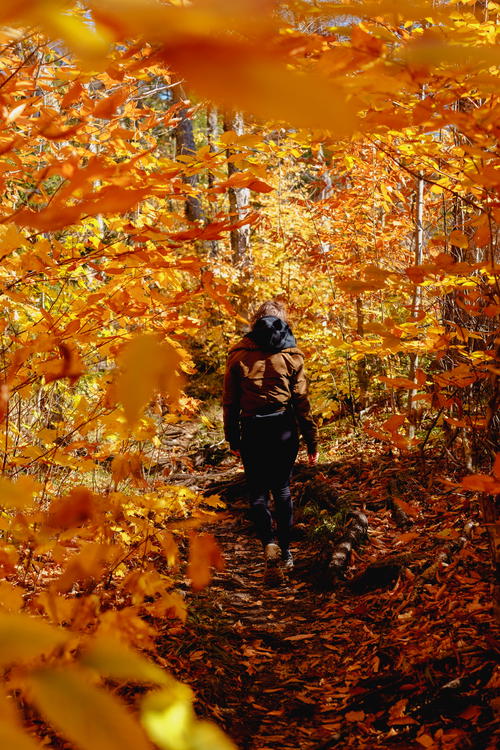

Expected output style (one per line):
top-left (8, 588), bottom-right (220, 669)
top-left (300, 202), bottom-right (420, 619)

top-left (407, 169), bottom-right (425, 438)
top-left (223, 111), bottom-right (252, 277)
top-left (355, 296), bottom-right (369, 410)
top-left (207, 105), bottom-right (218, 191)
top-left (172, 85), bottom-right (203, 223)
top-left (206, 104), bottom-right (219, 256)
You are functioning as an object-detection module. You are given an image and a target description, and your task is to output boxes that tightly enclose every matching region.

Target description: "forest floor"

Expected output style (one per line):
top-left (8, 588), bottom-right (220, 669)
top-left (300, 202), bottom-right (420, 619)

top-left (157, 436), bottom-right (500, 750)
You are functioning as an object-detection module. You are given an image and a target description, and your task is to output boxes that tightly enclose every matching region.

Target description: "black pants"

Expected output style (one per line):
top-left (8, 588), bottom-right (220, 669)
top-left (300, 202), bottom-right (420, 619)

top-left (240, 410), bottom-right (299, 552)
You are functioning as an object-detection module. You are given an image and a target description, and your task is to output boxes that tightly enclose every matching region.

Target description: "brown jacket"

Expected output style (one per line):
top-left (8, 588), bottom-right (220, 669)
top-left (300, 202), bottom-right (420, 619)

top-left (223, 336), bottom-right (318, 453)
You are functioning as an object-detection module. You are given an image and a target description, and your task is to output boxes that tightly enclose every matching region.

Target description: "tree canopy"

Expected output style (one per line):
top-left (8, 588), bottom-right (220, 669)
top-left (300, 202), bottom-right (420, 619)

top-left (0, 2), bottom-right (498, 749)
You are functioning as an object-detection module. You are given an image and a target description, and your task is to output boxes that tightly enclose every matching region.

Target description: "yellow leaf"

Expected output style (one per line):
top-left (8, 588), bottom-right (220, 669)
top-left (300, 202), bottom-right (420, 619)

top-left (28, 668), bottom-right (152, 750)
top-left (157, 532), bottom-right (179, 569)
top-left (380, 183), bottom-right (393, 204)
top-left (116, 334), bottom-right (184, 426)
top-left (435, 528), bottom-right (459, 540)
top-left (150, 592), bottom-right (187, 622)
top-left (34, 591), bottom-right (78, 627)
top-left (0, 613), bottom-right (68, 666)
top-left (0, 720), bottom-right (46, 750)
top-left (202, 495), bottom-right (225, 509)
top-left (449, 230), bottom-right (468, 249)
top-left (141, 685), bottom-right (194, 750)
top-left (0, 546), bottom-right (18, 576)
top-left (111, 453), bottom-right (144, 485)
top-left (474, 224), bottom-right (491, 248)
top-left (81, 637), bottom-right (172, 686)
top-left (0, 689), bottom-right (19, 722)
top-left (0, 224), bottom-right (26, 252)
top-left (41, 10), bottom-right (112, 65)
top-left (0, 475), bottom-right (42, 510)
top-left (36, 428), bottom-right (58, 445)
top-left (0, 581), bottom-right (24, 613)
top-left (5, 103), bottom-right (26, 124)
top-left (189, 720), bottom-right (237, 750)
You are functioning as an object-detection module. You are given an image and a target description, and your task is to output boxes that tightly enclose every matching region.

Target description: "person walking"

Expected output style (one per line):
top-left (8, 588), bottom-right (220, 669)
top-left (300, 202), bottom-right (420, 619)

top-left (223, 301), bottom-right (318, 574)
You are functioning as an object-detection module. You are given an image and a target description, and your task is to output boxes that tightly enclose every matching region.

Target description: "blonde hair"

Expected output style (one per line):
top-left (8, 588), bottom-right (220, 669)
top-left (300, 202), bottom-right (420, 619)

top-left (251, 300), bottom-right (287, 326)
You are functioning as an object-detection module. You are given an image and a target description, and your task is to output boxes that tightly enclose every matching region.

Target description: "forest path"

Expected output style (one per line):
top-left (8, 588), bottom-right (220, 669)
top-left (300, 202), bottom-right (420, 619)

top-left (160, 457), bottom-right (498, 750)
top-left (178, 488), bottom-right (355, 750)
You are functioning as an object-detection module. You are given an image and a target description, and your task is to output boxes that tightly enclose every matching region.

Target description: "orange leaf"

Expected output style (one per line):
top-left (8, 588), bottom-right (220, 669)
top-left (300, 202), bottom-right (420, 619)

top-left (39, 120), bottom-right (82, 141)
top-left (405, 265), bottom-right (425, 283)
top-left (397, 532), bottom-right (419, 544)
top-left (345, 711), bottom-right (365, 722)
top-left (382, 414), bottom-right (406, 433)
top-left (187, 533), bottom-right (224, 591)
top-left (473, 225), bottom-right (491, 248)
top-left (449, 230), bottom-right (468, 249)
top-left (14, 205), bottom-right (83, 231)
top-left (394, 498), bottom-right (419, 518)
top-left (116, 334), bottom-right (184, 426)
top-left (47, 487), bottom-right (95, 529)
top-left (416, 735), bottom-right (436, 748)
top-left (42, 343), bottom-right (84, 385)
top-left (461, 474), bottom-right (500, 494)
top-left (62, 81), bottom-right (84, 108)
top-left (247, 178), bottom-right (273, 193)
top-left (87, 187), bottom-right (149, 216)
top-left (0, 383), bottom-right (8, 424)
top-left (415, 368), bottom-right (427, 387)
top-left (111, 453), bottom-right (145, 486)
top-left (283, 634), bottom-right (314, 642)
top-left (160, 38), bottom-right (359, 134)
top-left (93, 89), bottom-right (128, 119)
top-left (55, 543), bottom-right (114, 594)
top-left (379, 375), bottom-right (418, 389)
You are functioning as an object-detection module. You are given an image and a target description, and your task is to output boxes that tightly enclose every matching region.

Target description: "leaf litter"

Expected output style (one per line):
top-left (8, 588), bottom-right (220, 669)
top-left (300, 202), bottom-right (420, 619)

top-left (157, 441), bottom-right (499, 750)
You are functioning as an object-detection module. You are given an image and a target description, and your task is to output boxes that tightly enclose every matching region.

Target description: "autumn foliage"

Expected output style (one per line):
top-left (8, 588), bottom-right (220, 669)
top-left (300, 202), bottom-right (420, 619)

top-left (0, 1), bottom-right (498, 749)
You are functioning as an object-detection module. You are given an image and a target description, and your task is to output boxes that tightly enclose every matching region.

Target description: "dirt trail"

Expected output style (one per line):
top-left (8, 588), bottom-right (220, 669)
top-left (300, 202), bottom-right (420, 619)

top-left (160, 461), bottom-right (499, 750)
top-left (174, 494), bottom-right (348, 750)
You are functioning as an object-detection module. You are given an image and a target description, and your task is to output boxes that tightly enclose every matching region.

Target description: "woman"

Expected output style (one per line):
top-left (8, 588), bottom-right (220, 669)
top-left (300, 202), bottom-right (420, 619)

top-left (223, 301), bottom-right (318, 573)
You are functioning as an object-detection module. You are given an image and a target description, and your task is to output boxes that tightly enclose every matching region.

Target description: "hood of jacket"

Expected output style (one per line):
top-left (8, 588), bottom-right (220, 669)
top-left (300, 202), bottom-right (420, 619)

top-left (243, 315), bottom-right (297, 353)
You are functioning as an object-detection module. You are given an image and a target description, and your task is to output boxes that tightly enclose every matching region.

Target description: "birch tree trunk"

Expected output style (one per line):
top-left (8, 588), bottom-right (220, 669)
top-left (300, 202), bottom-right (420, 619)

top-left (207, 105), bottom-right (218, 191)
top-left (223, 111), bottom-right (252, 278)
top-left (206, 105), bottom-right (219, 256)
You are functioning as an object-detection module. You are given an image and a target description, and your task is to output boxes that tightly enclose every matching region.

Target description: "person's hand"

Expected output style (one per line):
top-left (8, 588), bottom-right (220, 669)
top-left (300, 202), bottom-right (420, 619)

top-left (308, 452), bottom-right (319, 465)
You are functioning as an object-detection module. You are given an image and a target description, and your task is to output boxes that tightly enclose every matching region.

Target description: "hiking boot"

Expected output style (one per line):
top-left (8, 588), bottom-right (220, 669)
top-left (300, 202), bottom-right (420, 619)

top-left (281, 549), bottom-right (294, 571)
top-left (263, 543), bottom-right (283, 585)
